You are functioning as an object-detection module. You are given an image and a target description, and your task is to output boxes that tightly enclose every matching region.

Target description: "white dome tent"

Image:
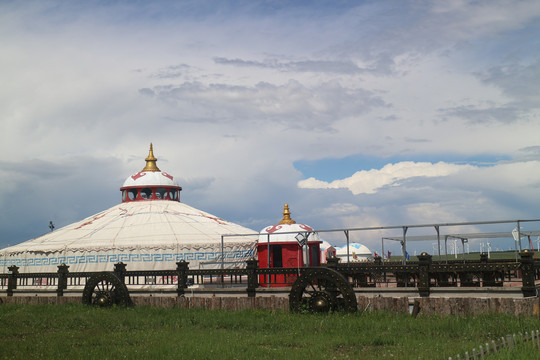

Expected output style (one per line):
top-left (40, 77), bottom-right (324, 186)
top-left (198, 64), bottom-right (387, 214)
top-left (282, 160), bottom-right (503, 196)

top-left (336, 242), bottom-right (372, 263)
top-left (0, 145), bottom-right (258, 274)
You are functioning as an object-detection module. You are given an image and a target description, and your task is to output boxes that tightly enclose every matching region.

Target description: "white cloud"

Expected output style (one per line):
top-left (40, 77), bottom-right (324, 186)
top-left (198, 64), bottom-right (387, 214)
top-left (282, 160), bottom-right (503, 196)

top-left (319, 203), bottom-right (360, 216)
top-left (298, 161), bottom-right (474, 195)
top-left (405, 203), bottom-right (467, 225)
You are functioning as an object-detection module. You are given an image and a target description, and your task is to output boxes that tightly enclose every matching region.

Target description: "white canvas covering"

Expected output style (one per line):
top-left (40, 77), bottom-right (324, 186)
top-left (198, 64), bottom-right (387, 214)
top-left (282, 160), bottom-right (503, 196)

top-left (336, 242), bottom-right (372, 262)
top-left (258, 223), bottom-right (321, 243)
top-left (0, 200), bottom-right (258, 274)
top-left (122, 171), bottom-right (179, 187)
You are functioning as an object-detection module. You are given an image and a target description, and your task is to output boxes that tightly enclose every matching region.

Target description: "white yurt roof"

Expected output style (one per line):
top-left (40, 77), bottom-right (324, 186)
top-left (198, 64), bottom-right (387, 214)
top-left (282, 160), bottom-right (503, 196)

top-left (0, 144), bottom-right (257, 271)
top-left (1, 200), bottom-right (257, 255)
top-left (336, 242), bottom-right (371, 256)
top-left (122, 171), bottom-right (179, 188)
top-left (258, 204), bottom-right (320, 243)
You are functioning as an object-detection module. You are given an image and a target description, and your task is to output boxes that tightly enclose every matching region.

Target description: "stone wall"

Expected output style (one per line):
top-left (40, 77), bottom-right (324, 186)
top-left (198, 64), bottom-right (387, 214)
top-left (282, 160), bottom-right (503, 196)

top-left (1, 295), bottom-right (539, 317)
top-left (416, 297), bottom-right (540, 316)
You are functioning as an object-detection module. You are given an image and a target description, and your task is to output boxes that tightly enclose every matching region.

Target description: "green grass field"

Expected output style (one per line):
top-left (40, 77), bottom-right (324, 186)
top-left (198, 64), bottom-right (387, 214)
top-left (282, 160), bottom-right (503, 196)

top-left (0, 304), bottom-right (539, 359)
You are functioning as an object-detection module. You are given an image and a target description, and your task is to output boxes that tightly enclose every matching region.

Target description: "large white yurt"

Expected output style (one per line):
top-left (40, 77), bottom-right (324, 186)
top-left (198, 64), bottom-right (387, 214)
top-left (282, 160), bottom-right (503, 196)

top-left (335, 242), bottom-right (372, 263)
top-left (0, 145), bottom-right (258, 274)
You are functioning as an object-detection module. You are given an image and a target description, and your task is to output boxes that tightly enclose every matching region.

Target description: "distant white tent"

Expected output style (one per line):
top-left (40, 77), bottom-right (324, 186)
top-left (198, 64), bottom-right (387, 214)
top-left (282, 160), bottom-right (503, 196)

top-left (0, 145), bottom-right (257, 274)
top-left (336, 242), bottom-right (372, 263)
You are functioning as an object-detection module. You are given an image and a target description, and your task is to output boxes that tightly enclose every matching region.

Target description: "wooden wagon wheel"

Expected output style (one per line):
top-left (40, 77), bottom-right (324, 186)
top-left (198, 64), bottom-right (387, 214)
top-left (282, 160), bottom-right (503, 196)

top-left (289, 268), bottom-right (357, 313)
top-left (82, 273), bottom-right (133, 307)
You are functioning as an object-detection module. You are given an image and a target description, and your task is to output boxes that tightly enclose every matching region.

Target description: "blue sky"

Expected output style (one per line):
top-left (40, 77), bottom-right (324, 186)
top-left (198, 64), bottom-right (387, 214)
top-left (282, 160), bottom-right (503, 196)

top-left (1, 0), bottom-right (540, 255)
top-left (294, 154), bottom-right (512, 182)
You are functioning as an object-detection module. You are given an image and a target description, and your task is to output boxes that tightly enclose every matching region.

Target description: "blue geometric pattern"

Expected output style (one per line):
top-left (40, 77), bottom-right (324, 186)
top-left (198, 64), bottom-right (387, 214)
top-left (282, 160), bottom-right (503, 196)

top-left (0, 249), bottom-right (255, 268)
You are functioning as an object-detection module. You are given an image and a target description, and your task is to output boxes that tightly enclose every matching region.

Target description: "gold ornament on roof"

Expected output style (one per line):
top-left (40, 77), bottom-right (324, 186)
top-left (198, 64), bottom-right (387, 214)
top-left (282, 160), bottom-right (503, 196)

top-left (141, 143), bottom-right (161, 172)
top-left (278, 204), bottom-right (296, 224)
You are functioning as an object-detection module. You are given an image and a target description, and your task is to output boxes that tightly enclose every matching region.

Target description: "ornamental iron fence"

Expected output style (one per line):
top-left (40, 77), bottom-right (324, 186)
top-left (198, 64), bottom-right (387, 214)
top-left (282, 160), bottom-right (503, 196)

top-left (0, 250), bottom-right (538, 299)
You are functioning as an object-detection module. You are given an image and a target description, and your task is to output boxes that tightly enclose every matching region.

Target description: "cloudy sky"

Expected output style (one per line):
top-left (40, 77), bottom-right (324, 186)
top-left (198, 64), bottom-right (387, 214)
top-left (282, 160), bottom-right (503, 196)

top-left (1, 0), bottom-right (540, 255)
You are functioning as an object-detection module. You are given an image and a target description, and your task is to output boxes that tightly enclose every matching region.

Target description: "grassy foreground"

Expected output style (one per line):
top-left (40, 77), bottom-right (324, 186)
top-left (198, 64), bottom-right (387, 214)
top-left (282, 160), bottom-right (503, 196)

top-left (0, 304), bottom-right (539, 359)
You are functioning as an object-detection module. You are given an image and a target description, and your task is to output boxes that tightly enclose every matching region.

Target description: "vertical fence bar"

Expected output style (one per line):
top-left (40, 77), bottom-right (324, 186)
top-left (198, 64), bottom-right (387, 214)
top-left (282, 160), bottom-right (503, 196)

top-left (344, 230), bottom-right (350, 263)
top-left (520, 250), bottom-right (536, 297)
top-left (266, 233), bottom-right (270, 288)
top-left (114, 262), bottom-right (127, 284)
top-left (7, 265), bottom-right (19, 297)
top-left (517, 221), bottom-right (522, 252)
top-left (56, 264), bottom-right (69, 297)
top-left (434, 225), bottom-right (441, 261)
top-left (221, 235), bottom-right (225, 287)
top-left (402, 226), bottom-right (408, 265)
top-left (221, 235), bottom-right (225, 270)
top-left (246, 258), bottom-right (258, 298)
top-left (326, 256), bottom-right (339, 271)
top-left (176, 260), bottom-right (189, 297)
top-left (381, 237), bottom-right (385, 262)
top-left (417, 252), bottom-right (432, 297)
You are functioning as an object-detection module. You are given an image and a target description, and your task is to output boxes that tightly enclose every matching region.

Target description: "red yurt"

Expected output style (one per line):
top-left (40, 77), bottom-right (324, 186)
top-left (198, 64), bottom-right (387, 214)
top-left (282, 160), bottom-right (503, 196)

top-left (258, 204), bottom-right (321, 286)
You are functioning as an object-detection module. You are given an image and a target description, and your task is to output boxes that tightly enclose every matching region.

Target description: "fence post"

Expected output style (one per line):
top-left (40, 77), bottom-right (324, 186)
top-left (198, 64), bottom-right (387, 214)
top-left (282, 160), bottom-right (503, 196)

top-left (480, 253), bottom-right (488, 262)
top-left (481, 253), bottom-right (495, 286)
top-left (417, 252), bottom-right (432, 297)
top-left (56, 263), bottom-right (69, 297)
top-left (519, 250), bottom-right (536, 297)
top-left (246, 258), bottom-right (258, 298)
top-left (176, 260), bottom-right (189, 297)
top-left (326, 256), bottom-right (340, 270)
top-left (113, 262), bottom-right (127, 284)
top-left (7, 265), bottom-right (19, 297)
top-left (507, 334), bottom-right (513, 348)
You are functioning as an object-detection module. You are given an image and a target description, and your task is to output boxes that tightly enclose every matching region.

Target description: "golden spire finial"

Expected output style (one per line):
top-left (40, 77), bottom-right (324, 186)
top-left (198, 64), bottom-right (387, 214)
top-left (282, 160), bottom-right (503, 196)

top-left (141, 143), bottom-right (161, 172)
top-left (278, 204), bottom-right (296, 225)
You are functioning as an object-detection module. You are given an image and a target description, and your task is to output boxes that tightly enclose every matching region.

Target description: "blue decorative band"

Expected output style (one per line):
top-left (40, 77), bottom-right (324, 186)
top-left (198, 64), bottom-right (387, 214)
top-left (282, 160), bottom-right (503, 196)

top-left (0, 249), bottom-right (255, 268)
